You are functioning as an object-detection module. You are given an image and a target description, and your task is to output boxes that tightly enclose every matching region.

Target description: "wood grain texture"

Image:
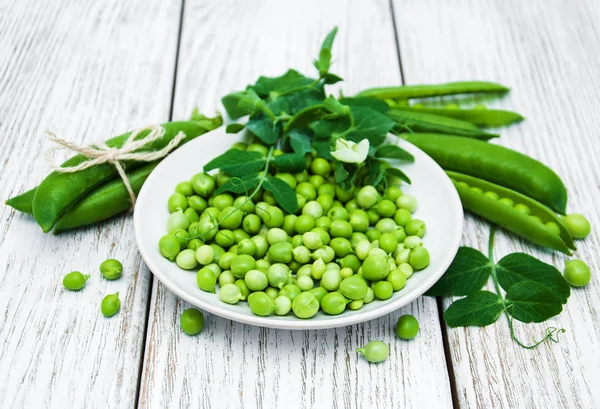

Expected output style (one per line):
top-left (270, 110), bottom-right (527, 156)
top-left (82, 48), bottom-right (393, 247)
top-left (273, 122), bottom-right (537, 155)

top-left (138, 1), bottom-right (453, 408)
top-left (0, 0), bottom-right (181, 407)
top-left (393, 0), bottom-right (600, 407)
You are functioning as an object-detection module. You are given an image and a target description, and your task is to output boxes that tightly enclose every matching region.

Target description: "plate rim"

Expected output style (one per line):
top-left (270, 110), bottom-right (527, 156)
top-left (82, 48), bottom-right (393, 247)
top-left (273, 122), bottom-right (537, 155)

top-left (134, 130), bottom-right (463, 330)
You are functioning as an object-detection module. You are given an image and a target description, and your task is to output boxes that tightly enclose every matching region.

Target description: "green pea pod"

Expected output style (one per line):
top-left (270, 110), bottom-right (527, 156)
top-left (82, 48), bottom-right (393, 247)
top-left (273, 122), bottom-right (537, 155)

top-left (33, 116), bottom-right (222, 232)
top-left (402, 133), bottom-right (568, 214)
top-left (53, 163), bottom-right (158, 234)
top-left (5, 187), bottom-right (37, 214)
top-left (448, 171), bottom-right (574, 254)
top-left (387, 109), bottom-right (498, 140)
top-left (357, 81), bottom-right (509, 100)
top-left (392, 106), bottom-right (524, 127)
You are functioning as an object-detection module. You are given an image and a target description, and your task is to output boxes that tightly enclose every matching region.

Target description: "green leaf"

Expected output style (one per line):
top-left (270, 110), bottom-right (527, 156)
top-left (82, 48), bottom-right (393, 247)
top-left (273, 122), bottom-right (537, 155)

top-left (444, 291), bottom-right (505, 327)
top-left (225, 123), bottom-right (245, 134)
top-left (216, 174), bottom-right (260, 195)
top-left (221, 91), bottom-right (254, 119)
top-left (246, 113), bottom-right (280, 145)
top-left (288, 129), bottom-right (312, 155)
top-left (340, 97), bottom-right (389, 113)
top-left (313, 140), bottom-right (333, 160)
top-left (263, 176), bottom-right (298, 214)
top-left (323, 73), bottom-right (343, 84)
top-left (203, 149), bottom-right (266, 177)
top-left (272, 153), bottom-right (306, 173)
top-left (268, 89), bottom-right (325, 116)
top-left (426, 247), bottom-right (492, 296)
top-left (346, 106), bottom-right (396, 147)
top-left (375, 144), bottom-right (414, 161)
top-left (253, 69), bottom-right (316, 97)
top-left (311, 116), bottom-right (350, 140)
top-left (496, 253), bottom-right (570, 304)
top-left (505, 281), bottom-right (564, 323)
top-left (385, 167), bottom-right (411, 184)
top-left (367, 159), bottom-right (385, 186)
top-left (335, 163), bottom-right (349, 183)
top-left (321, 26), bottom-right (338, 51)
top-left (284, 105), bottom-right (329, 133)
top-left (314, 27), bottom-right (338, 75)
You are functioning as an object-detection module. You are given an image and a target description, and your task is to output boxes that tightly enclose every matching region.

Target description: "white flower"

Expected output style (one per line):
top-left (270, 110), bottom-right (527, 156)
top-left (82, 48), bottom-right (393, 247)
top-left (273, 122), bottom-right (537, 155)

top-left (330, 138), bottom-right (370, 164)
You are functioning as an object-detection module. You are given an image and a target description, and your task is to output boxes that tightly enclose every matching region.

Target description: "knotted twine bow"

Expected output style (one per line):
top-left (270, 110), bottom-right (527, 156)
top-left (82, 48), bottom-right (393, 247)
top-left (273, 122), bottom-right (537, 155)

top-left (45, 125), bottom-right (185, 207)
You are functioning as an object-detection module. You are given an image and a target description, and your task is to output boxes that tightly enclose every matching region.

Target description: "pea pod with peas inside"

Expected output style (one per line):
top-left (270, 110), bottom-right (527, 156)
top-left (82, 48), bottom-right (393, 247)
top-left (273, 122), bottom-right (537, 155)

top-left (387, 109), bottom-right (499, 140)
top-left (402, 133), bottom-right (568, 214)
top-left (448, 171), bottom-right (575, 254)
top-left (389, 106), bottom-right (524, 128)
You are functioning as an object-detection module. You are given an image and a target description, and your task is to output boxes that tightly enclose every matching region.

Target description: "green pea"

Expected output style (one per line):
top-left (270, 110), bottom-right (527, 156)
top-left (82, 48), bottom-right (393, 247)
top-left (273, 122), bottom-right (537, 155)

top-left (296, 182), bottom-right (317, 201)
top-left (375, 218), bottom-right (395, 233)
top-left (308, 174), bottom-right (325, 188)
top-left (311, 227), bottom-right (331, 246)
top-left (195, 217), bottom-right (217, 241)
top-left (316, 194), bottom-right (334, 213)
top-left (545, 221), bottom-right (561, 236)
top-left (310, 157), bottom-right (331, 176)
top-left (339, 275), bottom-right (368, 300)
top-left (237, 239), bottom-right (257, 256)
top-left (564, 214), bottom-right (591, 239)
top-left (180, 308), bottom-right (204, 335)
top-left (204, 263), bottom-right (221, 278)
top-left (265, 286), bottom-right (280, 300)
top-left (398, 262), bottom-right (414, 278)
top-left (348, 209), bottom-right (369, 232)
top-left (350, 232), bottom-right (369, 248)
top-left (340, 267), bottom-right (354, 279)
top-left (291, 234), bottom-right (304, 248)
top-left (218, 270), bottom-right (236, 287)
top-left (230, 254), bottom-right (256, 278)
top-left (279, 283), bottom-right (301, 301)
top-left (195, 245), bottom-right (214, 265)
top-left (202, 207), bottom-right (220, 220)
top-left (335, 186), bottom-right (354, 203)
top-left (296, 275), bottom-right (314, 291)
top-left (330, 220), bottom-right (353, 238)
top-left (233, 228), bottom-right (251, 243)
top-left (216, 172), bottom-right (231, 188)
top-left (247, 143), bottom-right (268, 155)
top-left (498, 197), bottom-right (514, 207)
top-left (374, 281), bottom-right (393, 300)
top-left (218, 206), bottom-right (244, 230)
top-left (262, 191), bottom-right (277, 206)
top-left (274, 296), bottom-right (292, 315)
top-left (396, 194), bottom-right (417, 213)
top-left (293, 246), bottom-right (312, 264)
top-left (267, 228), bottom-right (288, 245)
top-left (219, 283), bottom-right (244, 303)
top-left (315, 216), bottom-right (332, 230)
top-left (356, 340), bottom-right (389, 363)
top-left (321, 269), bottom-right (342, 291)
top-left (275, 173), bottom-right (297, 190)
top-left (404, 236), bottom-right (423, 249)
top-left (99, 259), bottom-right (123, 280)
top-left (409, 247), bottom-right (430, 270)
top-left (377, 199), bottom-right (396, 217)
top-left (191, 173), bottom-right (215, 197)
top-left (379, 232), bottom-right (398, 254)
top-left (394, 208), bottom-right (412, 226)
top-left (101, 292), bottom-right (121, 317)
top-left (340, 254), bottom-right (361, 273)
top-left (176, 181), bottom-right (193, 196)
top-left (231, 141), bottom-right (247, 150)
top-left (348, 299), bottom-right (364, 310)
top-left (470, 186), bottom-right (483, 195)
top-left (183, 208), bottom-right (199, 225)
top-left (268, 242), bottom-right (293, 263)
top-left (311, 258), bottom-right (327, 280)
top-left (255, 259), bottom-right (271, 273)
top-left (357, 186), bottom-right (379, 209)
top-left (330, 237), bottom-right (352, 257)
top-left (302, 232), bottom-right (322, 250)
top-left (196, 267), bottom-right (217, 292)
top-left (369, 247), bottom-right (387, 258)
top-left (159, 235), bottom-right (181, 261)
top-left (188, 195), bottom-right (207, 213)
top-left (530, 215), bottom-right (543, 224)
top-left (240, 214), bottom-right (260, 235)
top-left (405, 219), bottom-right (426, 238)
top-left (328, 206), bottom-right (350, 222)
top-left (262, 206), bottom-right (284, 228)
top-left (295, 170), bottom-right (308, 183)
top-left (291, 292), bottom-right (320, 319)
top-left (318, 183), bottom-right (335, 197)
top-left (321, 292), bottom-right (347, 315)
top-left (245, 269), bottom-right (269, 291)
top-left (387, 269), bottom-right (407, 291)
top-left (267, 263), bottom-right (291, 289)
top-left (564, 260), bottom-right (591, 287)
top-left (394, 227), bottom-right (407, 243)
top-left (396, 314), bottom-right (419, 340)
top-left (385, 186), bottom-right (403, 202)
top-left (213, 194), bottom-right (234, 211)
top-left (282, 214), bottom-right (297, 236)
top-left (326, 262), bottom-right (341, 270)
top-left (167, 209), bottom-right (190, 233)
top-left (176, 249), bottom-right (198, 270)
top-left (363, 287), bottom-right (375, 304)
top-left (235, 279), bottom-right (251, 299)
top-left (345, 199), bottom-right (359, 212)
top-left (514, 203), bottom-right (531, 215)
top-left (362, 255), bottom-right (390, 281)
top-left (187, 238), bottom-right (202, 251)
top-left (483, 191), bottom-right (500, 200)
top-left (63, 271), bottom-right (90, 291)
top-left (308, 287), bottom-right (328, 303)
top-left (233, 196), bottom-right (255, 213)
top-left (312, 246), bottom-right (335, 263)
top-left (214, 229), bottom-right (235, 248)
top-left (355, 241), bottom-right (371, 260)
top-left (302, 201), bottom-right (323, 220)
top-left (168, 193), bottom-right (189, 212)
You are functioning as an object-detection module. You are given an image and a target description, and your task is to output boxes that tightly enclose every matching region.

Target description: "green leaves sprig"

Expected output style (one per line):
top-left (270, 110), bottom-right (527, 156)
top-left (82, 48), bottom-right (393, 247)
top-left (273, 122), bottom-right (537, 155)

top-left (428, 227), bottom-right (569, 348)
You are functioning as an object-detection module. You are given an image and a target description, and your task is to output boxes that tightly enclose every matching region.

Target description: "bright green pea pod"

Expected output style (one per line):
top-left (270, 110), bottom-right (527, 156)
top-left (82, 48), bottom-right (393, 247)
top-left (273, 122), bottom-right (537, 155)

top-left (392, 106), bottom-right (524, 127)
top-left (403, 133), bottom-right (568, 214)
top-left (448, 171), bottom-right (575, 253)
top-left (387, 109), bottom-right (498, 140)
top-left (5, 187), bottom-right (37, 214)
top-left (357, 81), bottom-right (509, 100)
top-left (33, 115), bottom-right (222, 232)
top-left (53, 163), bottom-right (158, 234)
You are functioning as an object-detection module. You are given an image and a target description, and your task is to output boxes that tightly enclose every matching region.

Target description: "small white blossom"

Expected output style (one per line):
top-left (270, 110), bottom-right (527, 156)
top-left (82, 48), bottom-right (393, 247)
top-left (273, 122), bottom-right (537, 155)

top-left (330, 138), bottom-right (369, 164)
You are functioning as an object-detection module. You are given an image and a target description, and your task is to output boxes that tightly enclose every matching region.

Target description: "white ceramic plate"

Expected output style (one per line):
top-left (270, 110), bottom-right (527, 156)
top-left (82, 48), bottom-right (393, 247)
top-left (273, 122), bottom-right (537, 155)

top-left (134, 128), bottom-right (463, 330)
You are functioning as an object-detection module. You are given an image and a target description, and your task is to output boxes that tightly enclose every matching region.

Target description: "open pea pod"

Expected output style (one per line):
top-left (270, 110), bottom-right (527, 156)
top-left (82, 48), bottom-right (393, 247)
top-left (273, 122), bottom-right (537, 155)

top-left (448, 171), bottom-right (575, 254)
top-left (53, 163), bottom-right (158, 233)
top-left (32, 116), bottom-right (222, 232)
top-left (402, 133), bottom-right (568, 214)
top-left (392, 106), bottom-right (524, 128)
top-left (356, 81), bottom-right (509, 100)
top-left (387, 109), bottom-right (498, 140)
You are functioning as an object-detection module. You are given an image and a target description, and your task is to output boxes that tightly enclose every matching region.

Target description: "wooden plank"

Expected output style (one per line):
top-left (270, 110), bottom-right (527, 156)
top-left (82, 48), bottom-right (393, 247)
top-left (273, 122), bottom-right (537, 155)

top-left (392, 0), bottom-right (600, 407)
top-left (0, 0), bottom-right (182, 407)
top-left (138, 1), bottom-right (453, 408)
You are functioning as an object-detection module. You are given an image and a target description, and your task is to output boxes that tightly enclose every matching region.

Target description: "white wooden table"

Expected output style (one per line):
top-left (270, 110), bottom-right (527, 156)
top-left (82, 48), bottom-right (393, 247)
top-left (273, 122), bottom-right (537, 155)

top-left (1, 1), bottom-right (599, 408)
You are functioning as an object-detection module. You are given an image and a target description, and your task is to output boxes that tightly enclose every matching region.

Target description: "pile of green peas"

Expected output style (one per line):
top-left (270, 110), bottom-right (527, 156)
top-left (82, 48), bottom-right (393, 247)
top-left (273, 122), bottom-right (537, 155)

top-left (158, 143), bottom-right (431, 319)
